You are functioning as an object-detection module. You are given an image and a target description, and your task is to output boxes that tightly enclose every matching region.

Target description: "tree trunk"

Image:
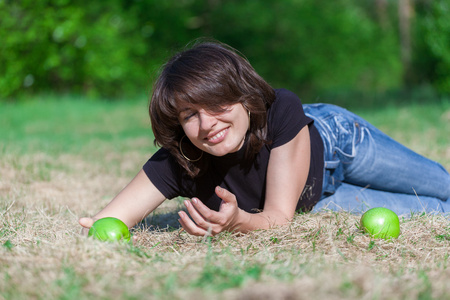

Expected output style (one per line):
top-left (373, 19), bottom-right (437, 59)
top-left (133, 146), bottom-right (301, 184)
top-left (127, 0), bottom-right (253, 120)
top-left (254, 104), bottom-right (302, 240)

top-left (398, 0), bottom-right (413, 84)
top-left (376, 0), bottom-right (389, 29)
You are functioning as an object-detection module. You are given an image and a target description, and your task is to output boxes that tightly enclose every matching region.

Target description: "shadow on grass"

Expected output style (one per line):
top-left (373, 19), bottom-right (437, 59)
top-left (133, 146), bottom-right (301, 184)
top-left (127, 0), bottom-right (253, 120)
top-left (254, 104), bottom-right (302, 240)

top-left (136, 211), bottom-right (183, 232)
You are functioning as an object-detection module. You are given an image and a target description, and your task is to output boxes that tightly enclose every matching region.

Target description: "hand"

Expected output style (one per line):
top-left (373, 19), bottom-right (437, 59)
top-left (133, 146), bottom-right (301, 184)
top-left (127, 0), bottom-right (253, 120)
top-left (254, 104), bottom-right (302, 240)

top-left (178, 186), bottom-right (242, 236)
top-left (79, 217), bottom-right (96, 236)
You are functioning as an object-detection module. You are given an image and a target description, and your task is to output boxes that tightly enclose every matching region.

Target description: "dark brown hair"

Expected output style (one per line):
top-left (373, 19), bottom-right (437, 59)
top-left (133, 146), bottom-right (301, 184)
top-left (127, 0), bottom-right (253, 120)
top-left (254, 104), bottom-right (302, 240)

top-left (149, 40), bottom-right (275, 177)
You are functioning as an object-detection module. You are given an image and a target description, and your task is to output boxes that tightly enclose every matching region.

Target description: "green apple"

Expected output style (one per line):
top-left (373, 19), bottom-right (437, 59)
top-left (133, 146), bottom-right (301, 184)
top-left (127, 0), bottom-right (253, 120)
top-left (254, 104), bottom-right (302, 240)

top-left (88, 217), bottom-right (131, 243)
top-left (360, 207), bottom-right (400, 240)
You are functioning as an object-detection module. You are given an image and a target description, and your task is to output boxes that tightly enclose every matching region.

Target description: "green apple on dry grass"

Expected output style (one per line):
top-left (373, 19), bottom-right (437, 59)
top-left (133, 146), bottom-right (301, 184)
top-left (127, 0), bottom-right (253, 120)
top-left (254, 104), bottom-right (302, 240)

top-left (88, 217), bottom-right (132, 243)
top-left (360, 207), bottom-right (400, 240)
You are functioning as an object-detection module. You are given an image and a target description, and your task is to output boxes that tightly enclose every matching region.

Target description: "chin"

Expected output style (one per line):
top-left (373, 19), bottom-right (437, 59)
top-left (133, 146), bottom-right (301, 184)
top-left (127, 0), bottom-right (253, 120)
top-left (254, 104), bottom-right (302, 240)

top-left (208, 150), bottom-right (229, 157)
top-left (203, 139), bottom-right (243, 156)
top-left (205, 146), bottom-right (234, 157)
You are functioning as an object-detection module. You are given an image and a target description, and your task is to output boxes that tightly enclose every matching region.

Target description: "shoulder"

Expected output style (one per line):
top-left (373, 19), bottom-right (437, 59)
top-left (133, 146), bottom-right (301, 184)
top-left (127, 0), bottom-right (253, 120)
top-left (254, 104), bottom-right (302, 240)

top-left (270, 89), bottom-right (304, 115)
top-left (268, 89), bottom-right (312, 148)
top-left (143, 148), bottom-right (189, 199)
top-left (144, 148), bottom-right (183, 180)
top-left (269, 89), bottom-right (305, 120)
top-left (275, 88), bottom-right (303, 104)
top-left (275, 88), bottom-right (301, 100)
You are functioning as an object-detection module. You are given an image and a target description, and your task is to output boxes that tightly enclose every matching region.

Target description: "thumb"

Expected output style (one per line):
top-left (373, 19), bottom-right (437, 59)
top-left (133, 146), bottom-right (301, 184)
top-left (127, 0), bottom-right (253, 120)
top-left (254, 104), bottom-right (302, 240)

top-left (79, 217), bottom-right (95, 229)
top-left (215, 186), bottom-right (236, 204)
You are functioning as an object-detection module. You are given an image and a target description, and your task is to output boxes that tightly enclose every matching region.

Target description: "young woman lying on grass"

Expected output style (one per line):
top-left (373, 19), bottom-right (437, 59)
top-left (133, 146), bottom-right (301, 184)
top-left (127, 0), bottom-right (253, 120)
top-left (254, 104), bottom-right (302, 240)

top-left (80, 40), bottom-right (450, 236)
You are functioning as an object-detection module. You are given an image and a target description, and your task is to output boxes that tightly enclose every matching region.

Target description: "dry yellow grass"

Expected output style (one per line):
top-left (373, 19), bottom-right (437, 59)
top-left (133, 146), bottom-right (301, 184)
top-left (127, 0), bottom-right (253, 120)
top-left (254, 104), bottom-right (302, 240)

top-left (1, 148), bottom-right (450, 299)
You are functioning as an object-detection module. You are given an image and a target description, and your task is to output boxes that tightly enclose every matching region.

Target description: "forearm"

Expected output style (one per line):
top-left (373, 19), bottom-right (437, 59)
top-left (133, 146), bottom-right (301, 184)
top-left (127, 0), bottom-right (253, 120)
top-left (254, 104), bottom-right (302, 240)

top-left (89, 169), bottom-right (166, 228)
top-left (91, 195), bottom-right (146, 228)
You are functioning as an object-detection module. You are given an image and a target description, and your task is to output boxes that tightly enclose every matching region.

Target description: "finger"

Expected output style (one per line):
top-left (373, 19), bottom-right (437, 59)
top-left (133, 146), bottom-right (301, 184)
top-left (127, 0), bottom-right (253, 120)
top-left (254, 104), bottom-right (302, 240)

top-left (178, 211), bottom-right (208, 236)
top-left (184, 199), bottom-right (214, 227)
top-left (215, 186), bottom-right (237, 205)
top-left (189, 198), bottom-right (221, 224)
top-left (79, 217), bottom-right (95, 236)
top-left (79, 217), bottom-right (94, 228)
top-left (215, 186), bottom-right (236, 203)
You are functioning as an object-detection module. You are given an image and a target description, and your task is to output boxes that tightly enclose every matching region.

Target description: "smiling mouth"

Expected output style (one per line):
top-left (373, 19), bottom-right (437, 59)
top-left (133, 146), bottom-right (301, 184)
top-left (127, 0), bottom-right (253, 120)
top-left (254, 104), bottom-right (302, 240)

top-left (206, 128), bottom-right (229, 143)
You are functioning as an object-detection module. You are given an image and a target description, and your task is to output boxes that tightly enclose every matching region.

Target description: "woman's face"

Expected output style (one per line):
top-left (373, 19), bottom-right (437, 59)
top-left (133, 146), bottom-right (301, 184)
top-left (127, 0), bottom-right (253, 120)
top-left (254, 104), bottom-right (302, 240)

top-left (178, 103), bottom-right (249, 157)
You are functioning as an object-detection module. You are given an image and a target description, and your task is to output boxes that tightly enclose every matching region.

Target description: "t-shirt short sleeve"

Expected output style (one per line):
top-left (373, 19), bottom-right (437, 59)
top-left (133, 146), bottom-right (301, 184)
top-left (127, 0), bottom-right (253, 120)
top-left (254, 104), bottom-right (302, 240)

top-left (268, 89), bottom-right (313, 149)
top-left (143, 148), bottom-right (182, 200)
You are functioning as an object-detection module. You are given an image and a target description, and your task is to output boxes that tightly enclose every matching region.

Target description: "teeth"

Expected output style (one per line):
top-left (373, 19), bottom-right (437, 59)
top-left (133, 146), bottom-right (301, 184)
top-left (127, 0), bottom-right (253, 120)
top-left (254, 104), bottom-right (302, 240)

top-left (208, 129), bottom-right (226, 142)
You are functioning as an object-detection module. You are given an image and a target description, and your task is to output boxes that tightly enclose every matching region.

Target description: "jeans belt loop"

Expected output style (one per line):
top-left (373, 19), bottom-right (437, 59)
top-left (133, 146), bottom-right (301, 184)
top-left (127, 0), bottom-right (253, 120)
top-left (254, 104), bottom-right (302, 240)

top-left (324, 160), bottom-right (340, 169)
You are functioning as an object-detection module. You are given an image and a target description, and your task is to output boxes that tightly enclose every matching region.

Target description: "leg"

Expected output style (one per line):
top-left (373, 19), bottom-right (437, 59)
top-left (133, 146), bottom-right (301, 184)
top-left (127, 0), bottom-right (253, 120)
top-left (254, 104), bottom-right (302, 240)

top-left (342, 110), bottom-right (450, 200)
top-left (312, 182), bottom-right (450, 216)
top-left (304, 103), bottom-right (450, 201)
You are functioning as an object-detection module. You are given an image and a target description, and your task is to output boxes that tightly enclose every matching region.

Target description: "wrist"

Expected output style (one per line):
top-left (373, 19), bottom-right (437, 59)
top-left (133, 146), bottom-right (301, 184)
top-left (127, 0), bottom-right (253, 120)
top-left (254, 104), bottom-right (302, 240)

top-left (231, 208), bottom-right (255, 233)
top-left (228, 208), bottom-right (247, 233)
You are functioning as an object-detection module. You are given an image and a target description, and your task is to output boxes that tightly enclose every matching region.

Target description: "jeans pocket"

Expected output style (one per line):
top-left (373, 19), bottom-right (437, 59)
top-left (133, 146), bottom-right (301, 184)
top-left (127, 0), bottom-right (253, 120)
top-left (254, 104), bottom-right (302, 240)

top-left (319, 112), bottom-right (363, 197)
top-left (333, 115), bottom-right (361, 163)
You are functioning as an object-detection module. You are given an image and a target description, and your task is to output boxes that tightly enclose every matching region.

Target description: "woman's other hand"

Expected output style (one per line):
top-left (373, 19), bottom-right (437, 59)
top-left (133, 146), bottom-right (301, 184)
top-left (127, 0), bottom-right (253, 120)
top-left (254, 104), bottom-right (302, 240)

top-left (178, 186), bottom-right (245, 236)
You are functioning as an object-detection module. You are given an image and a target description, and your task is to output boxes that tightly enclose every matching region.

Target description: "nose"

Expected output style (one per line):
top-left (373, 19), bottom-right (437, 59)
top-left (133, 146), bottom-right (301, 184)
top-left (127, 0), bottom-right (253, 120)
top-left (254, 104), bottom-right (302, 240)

top-left (198, 110), bottom-right (217, 131)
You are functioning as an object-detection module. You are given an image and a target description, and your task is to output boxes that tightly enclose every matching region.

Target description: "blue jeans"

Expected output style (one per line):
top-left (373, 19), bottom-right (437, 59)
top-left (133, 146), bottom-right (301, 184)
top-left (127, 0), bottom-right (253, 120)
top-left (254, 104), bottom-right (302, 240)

top-left (303, 104), bottom-right (450, 215)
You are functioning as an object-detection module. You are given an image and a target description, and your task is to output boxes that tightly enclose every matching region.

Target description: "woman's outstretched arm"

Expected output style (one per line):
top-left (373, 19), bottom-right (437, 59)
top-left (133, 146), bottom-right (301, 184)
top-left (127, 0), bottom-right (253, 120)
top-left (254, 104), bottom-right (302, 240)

top-left (79, 169), bottom-right (167, 235)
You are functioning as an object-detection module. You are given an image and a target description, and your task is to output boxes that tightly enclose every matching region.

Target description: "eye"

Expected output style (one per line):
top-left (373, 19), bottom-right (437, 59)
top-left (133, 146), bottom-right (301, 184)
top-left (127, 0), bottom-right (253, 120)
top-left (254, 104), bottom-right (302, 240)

top-left (184, 112), bottom-right (196, 120)
top-left (180, 110), bottom-right (197, 121)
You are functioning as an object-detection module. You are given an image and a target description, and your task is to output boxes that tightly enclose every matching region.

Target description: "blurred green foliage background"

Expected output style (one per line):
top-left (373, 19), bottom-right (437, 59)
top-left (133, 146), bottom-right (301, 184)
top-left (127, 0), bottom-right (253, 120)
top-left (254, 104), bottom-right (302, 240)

top-left (1, 0), bottom-right (449, 105)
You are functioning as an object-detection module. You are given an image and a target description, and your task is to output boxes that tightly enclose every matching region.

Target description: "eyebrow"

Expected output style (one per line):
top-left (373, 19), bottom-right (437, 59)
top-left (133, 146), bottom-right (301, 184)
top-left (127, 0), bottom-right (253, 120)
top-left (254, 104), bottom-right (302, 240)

top-left (178, 107), bottom-right (194, 114)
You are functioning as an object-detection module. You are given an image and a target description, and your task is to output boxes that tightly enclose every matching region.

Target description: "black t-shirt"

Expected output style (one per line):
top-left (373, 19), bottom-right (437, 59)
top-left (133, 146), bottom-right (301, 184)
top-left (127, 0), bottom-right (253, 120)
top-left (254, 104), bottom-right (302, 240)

top-left (143, 89), bottom-right (324, 212)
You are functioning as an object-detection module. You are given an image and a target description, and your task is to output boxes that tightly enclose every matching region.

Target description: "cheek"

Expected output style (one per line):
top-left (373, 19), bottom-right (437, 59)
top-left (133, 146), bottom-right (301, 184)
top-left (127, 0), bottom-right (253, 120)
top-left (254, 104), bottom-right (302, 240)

top-left (181, 123), bottom-right (197, 139)
top-left (237, 112), bottom-right (250, 132)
